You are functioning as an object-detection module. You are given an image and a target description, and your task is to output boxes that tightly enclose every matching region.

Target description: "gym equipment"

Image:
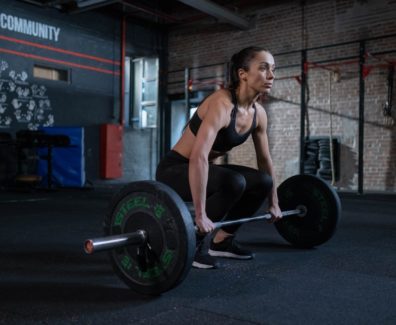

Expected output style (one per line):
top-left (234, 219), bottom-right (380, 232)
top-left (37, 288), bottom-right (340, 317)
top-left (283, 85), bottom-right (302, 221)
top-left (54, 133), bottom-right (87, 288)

top-left (84, 174), bottom-right (341, 295)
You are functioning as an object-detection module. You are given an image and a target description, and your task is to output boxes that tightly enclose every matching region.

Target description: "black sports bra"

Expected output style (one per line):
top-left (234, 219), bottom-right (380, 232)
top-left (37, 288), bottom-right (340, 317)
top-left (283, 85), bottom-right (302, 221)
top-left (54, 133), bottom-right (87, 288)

top-left (189, 89), bottom-right (257, 152)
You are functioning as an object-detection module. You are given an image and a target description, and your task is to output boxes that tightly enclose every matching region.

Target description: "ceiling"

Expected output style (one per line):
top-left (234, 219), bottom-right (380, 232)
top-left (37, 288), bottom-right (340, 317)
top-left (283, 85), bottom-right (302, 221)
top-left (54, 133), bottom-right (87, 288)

top-left (18, 0), bottom-right (269, 30)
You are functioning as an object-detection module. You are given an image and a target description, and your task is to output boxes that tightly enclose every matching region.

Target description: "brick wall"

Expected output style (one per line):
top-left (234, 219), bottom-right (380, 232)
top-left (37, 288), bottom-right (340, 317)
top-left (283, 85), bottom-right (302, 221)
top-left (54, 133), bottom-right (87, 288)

top-left (167, 0), bottom-right (396, 192)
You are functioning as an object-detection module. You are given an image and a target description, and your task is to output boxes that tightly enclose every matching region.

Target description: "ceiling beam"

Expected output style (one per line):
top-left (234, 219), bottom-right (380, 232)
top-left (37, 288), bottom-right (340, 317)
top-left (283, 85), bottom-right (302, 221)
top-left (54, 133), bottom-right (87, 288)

top-left (67, 0), bottom-right (119, 13)
top-left (76, 0), bottom-right (113, 8)
top-left (177, 0), bottom-right (250, 30)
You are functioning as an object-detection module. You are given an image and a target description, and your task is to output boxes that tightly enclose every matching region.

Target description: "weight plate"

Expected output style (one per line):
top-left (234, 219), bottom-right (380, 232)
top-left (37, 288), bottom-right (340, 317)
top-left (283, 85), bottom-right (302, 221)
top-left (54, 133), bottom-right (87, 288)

top-left (275, 174), bottom-right (341, 248)
top-left (103, 181), bottom-right (195, 295)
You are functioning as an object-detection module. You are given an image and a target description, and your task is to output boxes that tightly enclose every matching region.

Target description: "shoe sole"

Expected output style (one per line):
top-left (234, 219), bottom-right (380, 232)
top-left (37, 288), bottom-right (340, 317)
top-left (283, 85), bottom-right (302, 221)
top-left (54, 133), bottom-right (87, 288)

top-left (208, 249), bottom-right (253, 260)
top-left (192, 261), bottom-right (217, 269)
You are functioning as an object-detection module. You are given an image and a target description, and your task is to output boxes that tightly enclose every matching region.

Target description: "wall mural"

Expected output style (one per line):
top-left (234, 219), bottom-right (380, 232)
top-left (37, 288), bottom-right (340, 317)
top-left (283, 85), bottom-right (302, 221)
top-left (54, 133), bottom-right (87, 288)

top-left (0, 59), bottom-right (54, 130)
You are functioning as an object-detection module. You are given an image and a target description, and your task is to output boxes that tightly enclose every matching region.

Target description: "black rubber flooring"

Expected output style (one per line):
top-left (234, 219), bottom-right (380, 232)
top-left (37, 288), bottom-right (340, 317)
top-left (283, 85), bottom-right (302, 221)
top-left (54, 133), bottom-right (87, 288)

top-left (0, 187), bottom-right (395, 324)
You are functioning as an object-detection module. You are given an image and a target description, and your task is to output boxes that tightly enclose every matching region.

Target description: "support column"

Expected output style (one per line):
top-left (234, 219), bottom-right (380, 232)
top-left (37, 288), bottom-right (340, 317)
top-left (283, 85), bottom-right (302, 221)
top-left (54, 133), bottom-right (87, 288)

top-left (299, 50), bottom-right (307, 175)
top-left (358, 41), bottom-right (366, 194)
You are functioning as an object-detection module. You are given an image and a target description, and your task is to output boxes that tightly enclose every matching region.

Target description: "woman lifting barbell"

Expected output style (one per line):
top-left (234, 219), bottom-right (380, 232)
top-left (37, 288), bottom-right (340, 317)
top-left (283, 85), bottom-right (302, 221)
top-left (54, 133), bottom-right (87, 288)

top-left (156, 46), bottom-right (282, 269)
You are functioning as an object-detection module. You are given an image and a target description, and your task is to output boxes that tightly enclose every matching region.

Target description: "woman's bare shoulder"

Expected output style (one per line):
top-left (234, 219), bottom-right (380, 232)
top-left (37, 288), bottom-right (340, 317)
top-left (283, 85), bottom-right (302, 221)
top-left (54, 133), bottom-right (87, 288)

top-left (254, 100), bottom-right (268, 130)
top-left (200, 89), bottom-right (233, 116)
top-left (254, 101), bottom-right (267, 116)
top-left (206, 88), bottom-right (232, 104)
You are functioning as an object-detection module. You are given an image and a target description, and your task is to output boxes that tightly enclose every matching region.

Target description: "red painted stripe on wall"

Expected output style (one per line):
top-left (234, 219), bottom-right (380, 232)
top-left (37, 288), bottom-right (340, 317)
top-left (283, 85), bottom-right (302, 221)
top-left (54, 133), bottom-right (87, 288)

top-left (0, 47), bottom-right (120, 75)
top-left (0, 34), bottom-right (120, 66)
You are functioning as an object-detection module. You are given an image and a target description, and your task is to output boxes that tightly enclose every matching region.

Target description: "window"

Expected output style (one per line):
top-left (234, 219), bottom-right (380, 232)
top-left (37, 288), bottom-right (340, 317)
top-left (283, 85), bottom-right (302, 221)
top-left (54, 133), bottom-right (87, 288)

top-left (33, 65), bottom-right (69, 82)
top-left (129, 57), bottom-right (159, 128)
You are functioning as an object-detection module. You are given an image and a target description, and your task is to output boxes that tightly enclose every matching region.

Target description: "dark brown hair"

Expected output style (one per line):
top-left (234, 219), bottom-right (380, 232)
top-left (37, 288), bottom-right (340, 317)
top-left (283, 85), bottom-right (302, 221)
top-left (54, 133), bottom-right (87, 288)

top-left (228, 46), bottom-right (269, 89)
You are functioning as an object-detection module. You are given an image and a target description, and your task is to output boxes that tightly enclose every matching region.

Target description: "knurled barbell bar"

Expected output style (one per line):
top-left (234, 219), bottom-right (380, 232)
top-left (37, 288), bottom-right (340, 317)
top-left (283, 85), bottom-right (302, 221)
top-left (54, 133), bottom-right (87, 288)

top-left (84, 174), bottom-right (341, 296)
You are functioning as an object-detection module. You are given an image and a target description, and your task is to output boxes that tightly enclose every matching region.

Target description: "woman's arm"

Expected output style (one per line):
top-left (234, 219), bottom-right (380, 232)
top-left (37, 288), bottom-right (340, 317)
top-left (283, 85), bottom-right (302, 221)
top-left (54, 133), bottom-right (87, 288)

top-left (189, 93), bottom-right (230, 232)
top-left (252, 104), bottom-right (282, 222)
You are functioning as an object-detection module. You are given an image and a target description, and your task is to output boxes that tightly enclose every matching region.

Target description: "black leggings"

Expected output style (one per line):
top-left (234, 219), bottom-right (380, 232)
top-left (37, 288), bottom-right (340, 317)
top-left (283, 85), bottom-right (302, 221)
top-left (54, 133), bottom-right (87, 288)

top-left (156, 150), bottom-right (273, 234)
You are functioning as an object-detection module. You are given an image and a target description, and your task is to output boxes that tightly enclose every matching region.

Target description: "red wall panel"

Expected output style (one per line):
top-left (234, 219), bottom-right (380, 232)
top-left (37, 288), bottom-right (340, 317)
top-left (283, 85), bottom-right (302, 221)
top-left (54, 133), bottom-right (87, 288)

top-left (100, 124), bottom-right (123, 179)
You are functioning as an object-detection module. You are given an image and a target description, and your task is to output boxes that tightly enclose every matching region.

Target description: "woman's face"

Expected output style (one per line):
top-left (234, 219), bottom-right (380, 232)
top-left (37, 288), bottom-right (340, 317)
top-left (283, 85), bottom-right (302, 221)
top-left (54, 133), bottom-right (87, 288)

top-left (239, 51), bottom-right (275, 94)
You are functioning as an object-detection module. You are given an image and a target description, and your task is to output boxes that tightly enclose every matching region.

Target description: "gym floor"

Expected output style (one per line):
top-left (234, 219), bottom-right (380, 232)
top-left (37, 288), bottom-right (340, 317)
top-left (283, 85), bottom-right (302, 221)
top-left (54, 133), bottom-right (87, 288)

top-left (1, 188), bottom-right (395, 324)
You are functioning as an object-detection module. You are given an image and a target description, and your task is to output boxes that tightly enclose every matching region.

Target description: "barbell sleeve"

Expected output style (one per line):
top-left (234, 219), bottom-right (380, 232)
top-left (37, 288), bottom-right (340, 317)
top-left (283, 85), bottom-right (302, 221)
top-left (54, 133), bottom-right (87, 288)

top-left (84, 230), bottom-right (147, 254)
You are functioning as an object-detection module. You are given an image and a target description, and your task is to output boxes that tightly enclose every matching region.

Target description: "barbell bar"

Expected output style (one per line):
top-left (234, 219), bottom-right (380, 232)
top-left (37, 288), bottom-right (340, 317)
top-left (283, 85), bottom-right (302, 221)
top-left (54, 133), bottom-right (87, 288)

top-left (211, 205), bottom-right (307, 230)
top-left (84, 206), bottom-right (306, 254)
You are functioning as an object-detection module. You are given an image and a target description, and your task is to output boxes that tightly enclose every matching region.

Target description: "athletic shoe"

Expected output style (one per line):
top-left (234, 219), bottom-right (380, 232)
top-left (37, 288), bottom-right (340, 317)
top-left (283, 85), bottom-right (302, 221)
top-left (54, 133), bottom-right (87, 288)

top-left (192, 237), bottom-right (218, 269)
top-left (208, 236), bottom-right (253, 260)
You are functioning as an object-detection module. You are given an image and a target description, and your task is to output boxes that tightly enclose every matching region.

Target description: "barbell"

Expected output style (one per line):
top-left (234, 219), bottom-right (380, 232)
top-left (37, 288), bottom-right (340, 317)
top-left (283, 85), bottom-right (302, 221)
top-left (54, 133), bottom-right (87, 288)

top-left (84, 174), bottom-right (341, 296)
top-left (84, 207), bottom-right (307, 254)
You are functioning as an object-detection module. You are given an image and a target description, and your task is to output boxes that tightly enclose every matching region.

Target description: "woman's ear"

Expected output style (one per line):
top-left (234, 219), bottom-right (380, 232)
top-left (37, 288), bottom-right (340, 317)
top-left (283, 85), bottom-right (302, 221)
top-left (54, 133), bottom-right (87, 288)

top-left (238, 68), bottom-right (248, 82)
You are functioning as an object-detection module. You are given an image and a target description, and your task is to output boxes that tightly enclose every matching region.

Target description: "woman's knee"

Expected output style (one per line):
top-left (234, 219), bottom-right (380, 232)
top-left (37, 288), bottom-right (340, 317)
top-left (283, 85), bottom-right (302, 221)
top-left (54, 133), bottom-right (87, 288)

top-left (222, 172), bottom-right (246, 197)
top-left (256, 172), bottom-right (273, 194)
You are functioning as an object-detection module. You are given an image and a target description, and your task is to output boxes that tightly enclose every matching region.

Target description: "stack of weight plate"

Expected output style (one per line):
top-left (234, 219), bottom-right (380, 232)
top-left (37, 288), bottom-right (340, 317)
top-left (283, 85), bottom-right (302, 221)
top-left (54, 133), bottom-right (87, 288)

top-left (303, 139), bottom-right (319, 175)
top-left (318, 138), bottom-right (333, 180)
